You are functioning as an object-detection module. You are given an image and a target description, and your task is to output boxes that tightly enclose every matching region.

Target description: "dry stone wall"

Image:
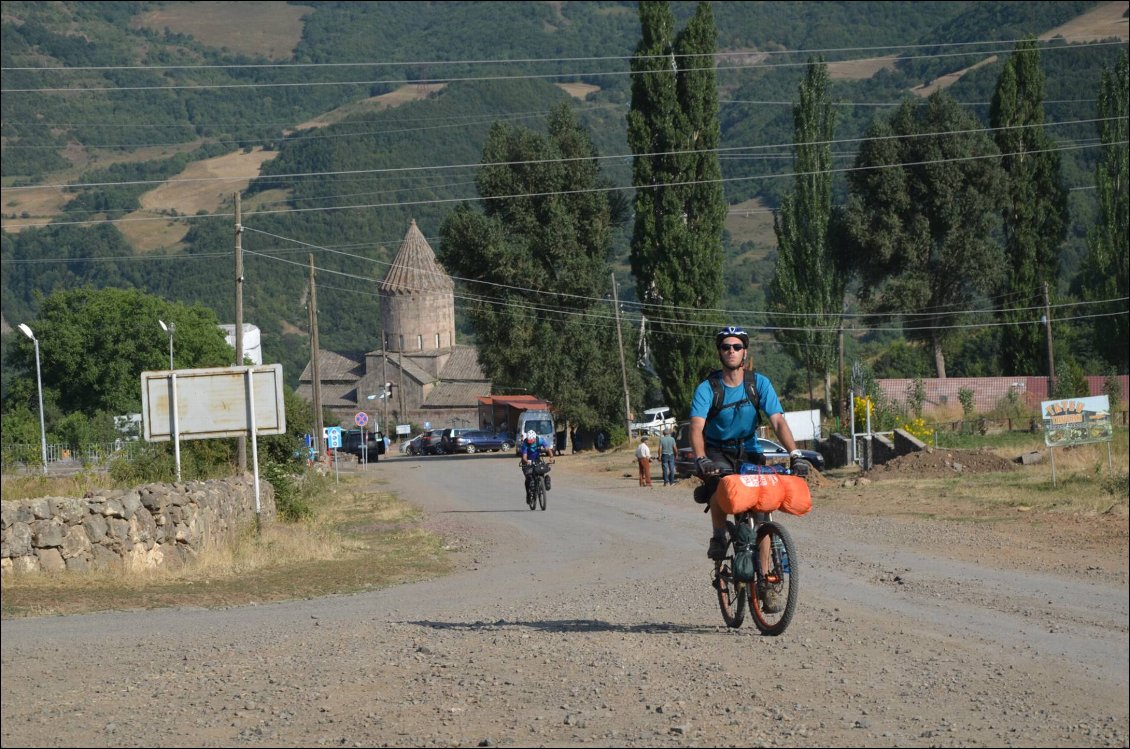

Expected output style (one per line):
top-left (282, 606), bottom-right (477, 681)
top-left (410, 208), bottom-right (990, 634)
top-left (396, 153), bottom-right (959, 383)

top-left (1, 476), bottom-right (274, 575)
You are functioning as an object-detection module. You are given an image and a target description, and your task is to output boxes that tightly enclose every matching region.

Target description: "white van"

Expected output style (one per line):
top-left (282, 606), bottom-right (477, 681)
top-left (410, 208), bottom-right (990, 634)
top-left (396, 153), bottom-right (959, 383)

top-left (516, 410), bottom-right (555, 451)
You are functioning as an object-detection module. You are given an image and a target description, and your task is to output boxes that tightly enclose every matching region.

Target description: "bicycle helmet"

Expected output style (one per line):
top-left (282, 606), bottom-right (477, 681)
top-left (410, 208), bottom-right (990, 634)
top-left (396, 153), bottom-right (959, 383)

top-left (524, 430), bottom-right (538, 443)
top-left (715, 325), bottom-right (750, 348)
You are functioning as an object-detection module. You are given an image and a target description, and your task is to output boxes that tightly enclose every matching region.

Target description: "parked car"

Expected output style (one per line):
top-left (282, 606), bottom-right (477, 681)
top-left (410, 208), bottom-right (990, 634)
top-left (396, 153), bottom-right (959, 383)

top-left (757, 438), bottom-right (825, 471)
top-left (401, 433), bottom-right (425, 455)
top-left (672, 421), bottom-right (825, 478)
top-left (418, 428), bottom-right (447, 455)
top-left (438, 427), bottom-right (475, 454)
top-left (340, 428), bottom-right (385, 464)
top-left (445, 429), bottom-right (515, 454)
top-left (630, 406), bottom-right (677, 436)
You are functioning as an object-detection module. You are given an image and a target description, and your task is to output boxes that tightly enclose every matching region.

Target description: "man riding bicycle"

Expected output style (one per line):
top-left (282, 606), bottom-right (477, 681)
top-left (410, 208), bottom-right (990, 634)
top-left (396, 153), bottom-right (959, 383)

top-left (519, 430), bottom-right (555, 508)
top-left (689, 326), bottom-right (810, 610)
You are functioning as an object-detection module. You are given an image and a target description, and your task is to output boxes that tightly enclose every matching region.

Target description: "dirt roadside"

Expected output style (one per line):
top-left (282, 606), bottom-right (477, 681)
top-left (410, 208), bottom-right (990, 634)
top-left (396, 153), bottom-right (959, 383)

top-left (1, 447), bottom-right (1126, 748)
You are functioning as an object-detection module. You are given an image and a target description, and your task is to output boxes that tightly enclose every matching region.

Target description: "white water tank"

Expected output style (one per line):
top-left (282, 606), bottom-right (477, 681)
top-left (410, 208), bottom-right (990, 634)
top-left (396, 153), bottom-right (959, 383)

top-left (219, 323), bottom-right (263, 365)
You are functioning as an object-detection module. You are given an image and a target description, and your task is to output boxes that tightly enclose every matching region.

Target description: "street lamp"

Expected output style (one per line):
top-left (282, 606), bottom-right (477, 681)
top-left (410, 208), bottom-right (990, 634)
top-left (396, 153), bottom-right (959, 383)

top-left (158, 319), bottom-right (176, 369)
top-left (17, 323), bottom-right (48, 474)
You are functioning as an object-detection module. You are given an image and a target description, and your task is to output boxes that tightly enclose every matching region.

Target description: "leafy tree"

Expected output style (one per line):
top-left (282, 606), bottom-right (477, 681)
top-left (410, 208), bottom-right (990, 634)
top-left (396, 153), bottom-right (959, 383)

top-left (768, 59), bottom-right (844, 413)
top-left (842, 92), bottom-right (1006, 378)
top-left (3, 287), bottom-right (233, 421)
top-left (438, 103), bottom-right (642, 431)
top-left (627, 1), bottom-right (725, 416)
top-left (1079, 51), bottom-right (1129, 371)
top-left (990, 39), bottom-right (1069, 375)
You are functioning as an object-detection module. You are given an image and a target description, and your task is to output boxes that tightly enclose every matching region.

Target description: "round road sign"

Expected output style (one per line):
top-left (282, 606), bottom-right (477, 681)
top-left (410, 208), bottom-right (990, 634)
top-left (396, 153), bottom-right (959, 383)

top-left (355, 411), bottom-right (369, 427)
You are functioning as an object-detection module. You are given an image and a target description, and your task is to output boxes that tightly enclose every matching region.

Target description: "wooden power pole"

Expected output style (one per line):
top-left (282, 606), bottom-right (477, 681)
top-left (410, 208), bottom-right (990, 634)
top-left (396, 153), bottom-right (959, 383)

top-left (611, 272), bottom-right (632, 440)
top-left (309, 255), bottom-right (325, 457)
top-left (1043, 281), bottom-right (1056, 396)
top-left (234, 193), bottom-right (246, 472)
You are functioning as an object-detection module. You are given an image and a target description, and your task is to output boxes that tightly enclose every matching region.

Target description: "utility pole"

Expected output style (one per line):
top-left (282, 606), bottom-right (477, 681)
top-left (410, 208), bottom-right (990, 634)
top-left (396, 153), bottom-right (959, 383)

top-left (379, 293), bottom-right (390, 436)
top-left (1043, 281), bottom-right (1056, 396)
top-left (397, 345), bottom-right (406, 424)
top-left (234, 193), bottom-right (247, 472)
top-left (838, 314), bottom-right (846, 430)
top-left (309, 255), bottom-right (325, 458)
top-left (611, 272), bottom-right (632, 440)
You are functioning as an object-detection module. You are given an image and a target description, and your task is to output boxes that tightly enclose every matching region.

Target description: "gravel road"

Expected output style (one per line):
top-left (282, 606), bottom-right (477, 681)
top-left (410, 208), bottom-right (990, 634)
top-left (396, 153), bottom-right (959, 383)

top-left (2, 453), bottom-right (1127, 747)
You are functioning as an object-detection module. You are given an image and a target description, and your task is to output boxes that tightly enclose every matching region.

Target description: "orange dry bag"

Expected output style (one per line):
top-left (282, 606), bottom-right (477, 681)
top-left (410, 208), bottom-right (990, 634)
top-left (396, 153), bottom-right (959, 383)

top-left (712, 472), bottom-right (811, 516)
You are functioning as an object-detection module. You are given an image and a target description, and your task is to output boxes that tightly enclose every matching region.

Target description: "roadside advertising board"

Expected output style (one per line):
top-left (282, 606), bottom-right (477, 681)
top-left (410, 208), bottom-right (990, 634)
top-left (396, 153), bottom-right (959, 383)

top-left (1041, 395), bottom-right (1112, 448)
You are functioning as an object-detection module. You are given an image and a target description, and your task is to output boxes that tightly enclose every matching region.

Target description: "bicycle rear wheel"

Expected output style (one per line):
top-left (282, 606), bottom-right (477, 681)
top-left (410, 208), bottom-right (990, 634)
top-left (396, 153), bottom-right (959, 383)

top-left (538, 477), bottom-right (547, 511)
top-left (713, 560), bottom-right (746, 628)
top-left (748, 521), bottom-right (798, 636)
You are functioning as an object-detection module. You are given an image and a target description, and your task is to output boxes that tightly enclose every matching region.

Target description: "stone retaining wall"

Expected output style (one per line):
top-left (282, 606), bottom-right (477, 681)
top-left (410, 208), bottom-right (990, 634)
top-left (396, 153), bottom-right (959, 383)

top-left (1, 476), bottom-right (274, 575)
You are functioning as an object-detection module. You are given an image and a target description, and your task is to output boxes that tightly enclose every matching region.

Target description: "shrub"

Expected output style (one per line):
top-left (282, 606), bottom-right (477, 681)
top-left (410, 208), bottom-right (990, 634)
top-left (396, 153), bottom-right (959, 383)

top-left (260, 459), bottom-right (313, 521)
top-left (898, 416), bottom-right (933, 442)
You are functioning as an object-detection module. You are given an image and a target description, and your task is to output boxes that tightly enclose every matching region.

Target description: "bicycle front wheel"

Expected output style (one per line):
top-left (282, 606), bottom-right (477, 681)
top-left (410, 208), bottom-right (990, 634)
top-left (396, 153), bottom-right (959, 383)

top-left (538, 477), bottom-right (547, 510)
top-left (714, 561), bottom-right (746, 628)
top-left (748, 521), bottom-right (798, 636)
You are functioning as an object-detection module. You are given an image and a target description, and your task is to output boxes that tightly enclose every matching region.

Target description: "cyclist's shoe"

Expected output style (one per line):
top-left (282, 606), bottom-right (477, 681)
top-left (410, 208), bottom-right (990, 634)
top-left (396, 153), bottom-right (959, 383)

top-left (707, 535), bottom-right (729, 561)
top-left (544, 475), bottom-right (551, 491)
top-left (526, 491), bottom-right (535, 509)
top-left (757, 580), bottom-right (783, 614)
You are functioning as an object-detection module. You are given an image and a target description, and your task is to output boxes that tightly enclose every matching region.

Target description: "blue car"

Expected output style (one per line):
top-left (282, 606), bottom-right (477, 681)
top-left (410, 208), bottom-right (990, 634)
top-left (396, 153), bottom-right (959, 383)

top-left (447, 430), bottom-right (515, 454)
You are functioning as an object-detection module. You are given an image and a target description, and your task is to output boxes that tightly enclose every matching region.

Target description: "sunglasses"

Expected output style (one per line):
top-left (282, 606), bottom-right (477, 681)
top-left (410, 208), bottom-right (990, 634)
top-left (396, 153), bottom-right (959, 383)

top-left (718, 343), bottom-right (745, 352)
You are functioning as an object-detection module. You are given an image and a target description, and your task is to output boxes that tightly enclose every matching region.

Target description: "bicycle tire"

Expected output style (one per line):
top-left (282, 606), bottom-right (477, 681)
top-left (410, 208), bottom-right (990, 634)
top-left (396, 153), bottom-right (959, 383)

top-left (538, 477), bottom-right (547, 511)
top-left (714, 560), bottom-right (746, 628)
top-left (748, 521), bottom-right (798, 636)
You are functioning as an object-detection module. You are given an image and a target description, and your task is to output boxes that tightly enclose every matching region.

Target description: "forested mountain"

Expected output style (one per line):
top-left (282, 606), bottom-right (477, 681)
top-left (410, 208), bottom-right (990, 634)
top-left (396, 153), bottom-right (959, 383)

top-left (2, 1), bottom-right (1126, 398)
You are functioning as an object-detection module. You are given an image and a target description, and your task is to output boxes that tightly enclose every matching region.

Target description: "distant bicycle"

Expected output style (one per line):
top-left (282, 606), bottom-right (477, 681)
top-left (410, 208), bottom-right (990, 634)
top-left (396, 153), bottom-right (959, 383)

top-left (706, 466), bottom-right (802, 635)
top-left (526, 458), bottom-right (553, 511)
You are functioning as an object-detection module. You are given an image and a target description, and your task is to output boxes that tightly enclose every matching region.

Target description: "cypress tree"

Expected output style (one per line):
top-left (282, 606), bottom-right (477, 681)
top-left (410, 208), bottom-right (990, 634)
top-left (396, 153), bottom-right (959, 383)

top-left (990, 39), bottom-right (1069, 376)
top-left (768, 59), bottom-right (843, 413)
top-left (627, 1), bottom-right (725, 417)
top-left (1081, 52), bottom-right (1129, 371)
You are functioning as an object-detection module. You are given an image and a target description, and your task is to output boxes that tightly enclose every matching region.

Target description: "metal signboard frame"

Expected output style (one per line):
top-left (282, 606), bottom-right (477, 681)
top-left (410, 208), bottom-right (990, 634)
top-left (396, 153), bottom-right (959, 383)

top-left (141, 364), bottom-right (286, 441)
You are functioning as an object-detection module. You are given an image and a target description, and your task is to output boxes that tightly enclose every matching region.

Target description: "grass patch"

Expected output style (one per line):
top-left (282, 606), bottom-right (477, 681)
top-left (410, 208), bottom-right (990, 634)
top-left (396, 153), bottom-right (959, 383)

top-left (1, 473), bottom-right (452, 619)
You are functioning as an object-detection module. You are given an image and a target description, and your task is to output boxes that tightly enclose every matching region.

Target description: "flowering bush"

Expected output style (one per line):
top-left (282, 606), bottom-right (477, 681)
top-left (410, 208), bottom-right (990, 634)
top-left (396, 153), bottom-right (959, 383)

top-left (898, 417), bottom-right (933, 443)
top-left (853, 395), bottom-right (875, 432)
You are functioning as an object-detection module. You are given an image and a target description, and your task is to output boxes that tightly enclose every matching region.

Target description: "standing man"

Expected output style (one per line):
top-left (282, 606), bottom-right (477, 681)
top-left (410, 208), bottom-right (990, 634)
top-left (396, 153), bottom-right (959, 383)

top-left (635, 435), bottom-right (653, 487)
top-left (659, 427), bottom-right (678, 486)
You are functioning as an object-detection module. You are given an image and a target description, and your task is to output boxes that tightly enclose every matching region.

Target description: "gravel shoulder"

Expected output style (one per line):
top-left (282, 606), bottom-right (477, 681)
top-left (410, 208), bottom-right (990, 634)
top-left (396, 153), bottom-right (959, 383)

top-left (2, 450), bottom-right (1127, 747)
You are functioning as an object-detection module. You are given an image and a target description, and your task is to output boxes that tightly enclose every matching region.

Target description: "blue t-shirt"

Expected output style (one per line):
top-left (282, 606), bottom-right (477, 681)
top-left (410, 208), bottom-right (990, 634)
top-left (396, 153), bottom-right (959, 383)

top-left (519, 438), bottom-right (549, 461)
top-left (689, 372), bottom-right (783, 453)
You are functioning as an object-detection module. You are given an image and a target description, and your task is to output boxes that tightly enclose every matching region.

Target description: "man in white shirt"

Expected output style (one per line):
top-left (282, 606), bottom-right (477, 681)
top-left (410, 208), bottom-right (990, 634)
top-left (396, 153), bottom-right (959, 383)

top-left (635, 435), bottom-right (653, 487)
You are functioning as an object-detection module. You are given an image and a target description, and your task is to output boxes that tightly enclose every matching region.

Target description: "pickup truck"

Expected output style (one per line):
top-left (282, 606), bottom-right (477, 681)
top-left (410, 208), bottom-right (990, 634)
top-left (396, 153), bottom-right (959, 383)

top-left (630, 406), bottom-right (677, 436)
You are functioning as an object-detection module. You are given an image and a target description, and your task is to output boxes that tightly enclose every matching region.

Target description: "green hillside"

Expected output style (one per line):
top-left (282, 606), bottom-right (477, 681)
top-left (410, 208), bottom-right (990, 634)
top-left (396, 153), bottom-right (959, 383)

top-left (2, 0), bottom-right (1125, 393)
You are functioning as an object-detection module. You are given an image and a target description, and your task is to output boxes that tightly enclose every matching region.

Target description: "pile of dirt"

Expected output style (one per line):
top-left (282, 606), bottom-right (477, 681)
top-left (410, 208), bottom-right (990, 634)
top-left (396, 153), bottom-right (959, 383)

top-left (866, 447), bottom-right (1019, 479)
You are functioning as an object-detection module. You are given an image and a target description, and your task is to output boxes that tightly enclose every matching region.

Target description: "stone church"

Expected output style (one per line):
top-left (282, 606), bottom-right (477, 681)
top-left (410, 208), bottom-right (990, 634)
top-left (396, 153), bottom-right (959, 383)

top-left (297, 219), bottom-right (491, 433)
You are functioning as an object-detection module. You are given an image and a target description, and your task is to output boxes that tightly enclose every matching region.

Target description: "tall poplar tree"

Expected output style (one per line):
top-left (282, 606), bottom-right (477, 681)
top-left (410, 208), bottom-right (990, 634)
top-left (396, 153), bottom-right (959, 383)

top-left (438, 104), bottom-right (642, 432)
top-left (842, 93), bottom-right (1006, 378)
top-left (1080, 51), bottom-right (1129, 371)
top-left (768, 59), bottom-right (843, 413)
top-left (990, 39), bottom-right (1068, 375)
top-left (627, 1), bottom-right (725, 417)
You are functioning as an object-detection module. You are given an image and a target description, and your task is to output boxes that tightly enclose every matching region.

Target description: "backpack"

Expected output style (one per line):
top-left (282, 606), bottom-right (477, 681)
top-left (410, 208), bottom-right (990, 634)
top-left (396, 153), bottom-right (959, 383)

top-left (705, 369), bottom-right (761, 437)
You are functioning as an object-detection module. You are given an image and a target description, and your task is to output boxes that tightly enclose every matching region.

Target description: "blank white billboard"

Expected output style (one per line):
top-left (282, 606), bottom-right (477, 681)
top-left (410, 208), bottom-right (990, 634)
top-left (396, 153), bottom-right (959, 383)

top-left (141, 364), bottom-right (286, 441)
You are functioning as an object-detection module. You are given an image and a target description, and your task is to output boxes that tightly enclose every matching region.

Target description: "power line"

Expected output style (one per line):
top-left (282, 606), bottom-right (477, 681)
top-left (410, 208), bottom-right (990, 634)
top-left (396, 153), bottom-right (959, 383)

top-left (5, 137), bottom-right (1120, 231)
top-left (4, 114), bottom-right (1119, 193)
top-left (2, 36), bottom-right (1097, 73)
top-left (5, 40), bottom-right (1126, 94)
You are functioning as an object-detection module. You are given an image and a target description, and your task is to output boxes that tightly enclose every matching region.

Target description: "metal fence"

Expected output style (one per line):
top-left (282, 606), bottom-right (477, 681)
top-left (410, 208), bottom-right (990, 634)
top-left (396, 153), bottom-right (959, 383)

top-left (2, 440), bottom-right (145, 470)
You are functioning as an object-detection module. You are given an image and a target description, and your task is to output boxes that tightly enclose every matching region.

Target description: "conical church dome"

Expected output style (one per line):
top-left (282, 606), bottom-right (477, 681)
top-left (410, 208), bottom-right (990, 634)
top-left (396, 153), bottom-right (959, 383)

top-left (379, 219), bottom-right (456, 353)
top-left (379, 219), bottom-right (454, 294)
